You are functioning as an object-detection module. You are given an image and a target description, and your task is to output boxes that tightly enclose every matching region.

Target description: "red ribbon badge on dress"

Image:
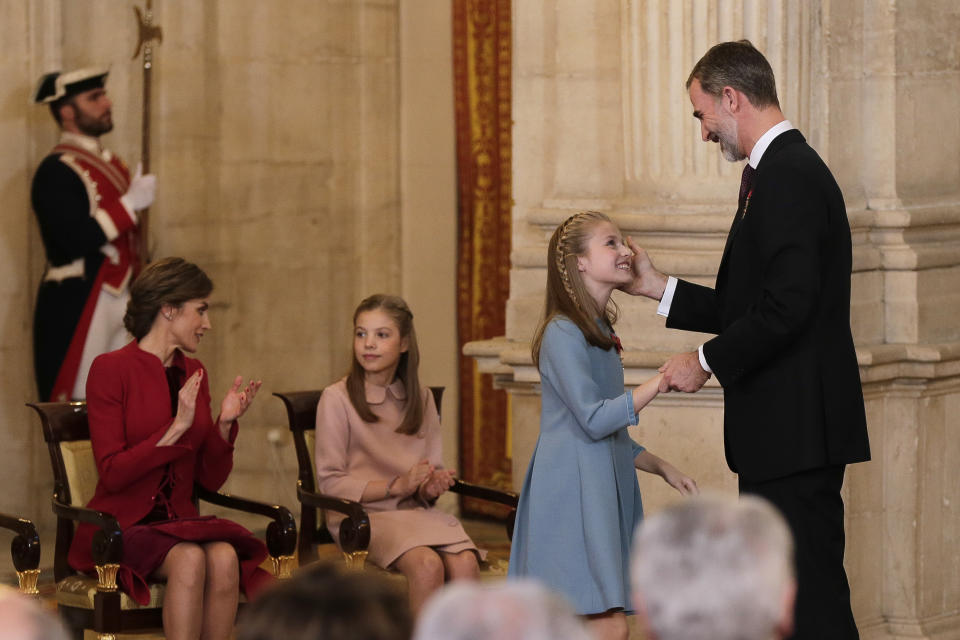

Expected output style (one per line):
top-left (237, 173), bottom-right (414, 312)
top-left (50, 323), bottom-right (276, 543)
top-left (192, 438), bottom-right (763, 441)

top-left (610, 332), bottom-right (623, 354)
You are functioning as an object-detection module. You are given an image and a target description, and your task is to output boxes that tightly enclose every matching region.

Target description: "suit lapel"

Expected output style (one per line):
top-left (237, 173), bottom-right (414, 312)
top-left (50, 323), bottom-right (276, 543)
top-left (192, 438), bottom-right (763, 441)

top-left (715, 130), bottom-right (807, 287)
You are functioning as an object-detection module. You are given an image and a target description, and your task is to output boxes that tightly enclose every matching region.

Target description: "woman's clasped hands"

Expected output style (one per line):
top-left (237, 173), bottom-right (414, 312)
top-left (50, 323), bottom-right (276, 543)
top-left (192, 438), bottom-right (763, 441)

top-left (419, 467), bottom-right (456, 502)
top-left (394, 460), bottom-right (456, 502)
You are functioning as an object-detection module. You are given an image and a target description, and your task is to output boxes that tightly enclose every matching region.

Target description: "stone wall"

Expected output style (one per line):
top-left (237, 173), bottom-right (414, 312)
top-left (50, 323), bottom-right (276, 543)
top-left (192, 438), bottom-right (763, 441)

top-left (0, 0), bottom-right (461, 562)
top-left (467, 1), bottom-right (960, 637)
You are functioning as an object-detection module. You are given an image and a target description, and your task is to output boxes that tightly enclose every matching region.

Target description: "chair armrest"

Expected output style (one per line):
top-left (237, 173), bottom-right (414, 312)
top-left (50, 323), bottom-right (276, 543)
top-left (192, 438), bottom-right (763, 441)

top-left (195, 485), bottom-right (297, 558)
top-left (297, 484), bottom-right (371, 553)
top-left (450, 480), bottom-right (518, 541)
top-left (451, 480), bottom-right (518, 507)
top-left (0, 514), bottom-right (41, 573)
top-left (51, 497), bottom-right (123, 566)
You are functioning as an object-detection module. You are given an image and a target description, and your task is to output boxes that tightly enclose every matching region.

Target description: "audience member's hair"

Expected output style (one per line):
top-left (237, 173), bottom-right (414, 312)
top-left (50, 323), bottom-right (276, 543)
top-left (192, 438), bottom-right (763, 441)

top-left (0, 589), bottom-right (70, 640)
top-left (124, 257), bottom-right (213, 340)
top-left (631, 493), bottom-right (795, 640)
top-left (413, 579), bottom-right (592, 640)
top-left (236, 563), bottom-right (411, 640)
top-left (685, 39), bottom-right (780, 109)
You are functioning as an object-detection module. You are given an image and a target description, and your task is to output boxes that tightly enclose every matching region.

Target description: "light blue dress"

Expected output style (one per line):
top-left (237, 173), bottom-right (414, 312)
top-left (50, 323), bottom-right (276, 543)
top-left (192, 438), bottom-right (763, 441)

top-left (508, 316), bottom-right (644, 614)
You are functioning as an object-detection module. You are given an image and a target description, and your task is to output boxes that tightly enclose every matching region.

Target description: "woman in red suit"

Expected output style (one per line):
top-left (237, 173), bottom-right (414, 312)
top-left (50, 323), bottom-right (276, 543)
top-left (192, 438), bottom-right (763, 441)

top-left (69, 257), bottom-right (266, 640)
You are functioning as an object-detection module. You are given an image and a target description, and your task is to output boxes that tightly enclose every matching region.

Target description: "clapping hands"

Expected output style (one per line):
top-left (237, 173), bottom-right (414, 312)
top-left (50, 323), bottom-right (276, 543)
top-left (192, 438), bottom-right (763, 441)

top-left (395, 461), bottom-right (456, 502)
top-left (219, 375), bottom-right (262, 424)
top-left (170, 369), bottom-right (203, 439)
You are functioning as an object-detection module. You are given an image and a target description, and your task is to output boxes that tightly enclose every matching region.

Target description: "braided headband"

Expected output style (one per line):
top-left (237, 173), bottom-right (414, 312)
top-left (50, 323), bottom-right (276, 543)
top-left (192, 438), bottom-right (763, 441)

top-left (556, 214), bottom-right (583, 310)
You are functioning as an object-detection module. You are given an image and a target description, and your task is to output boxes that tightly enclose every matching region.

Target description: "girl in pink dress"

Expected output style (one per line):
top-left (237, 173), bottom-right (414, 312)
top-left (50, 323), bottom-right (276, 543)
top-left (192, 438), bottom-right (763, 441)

top-left (315, 294), bottom-right (482, 616)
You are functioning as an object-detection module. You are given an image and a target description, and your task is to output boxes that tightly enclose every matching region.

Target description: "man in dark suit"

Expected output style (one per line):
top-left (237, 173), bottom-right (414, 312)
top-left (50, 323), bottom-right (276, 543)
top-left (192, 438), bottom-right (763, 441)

top-left (624, 41), bottom-right (870, 639)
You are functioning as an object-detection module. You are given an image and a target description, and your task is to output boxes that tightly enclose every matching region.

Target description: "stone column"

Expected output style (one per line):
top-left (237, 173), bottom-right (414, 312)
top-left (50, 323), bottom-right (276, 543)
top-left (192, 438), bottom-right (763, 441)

top-left (467, 0), bottom-right (960, 636)
top-left (2, 0), bottom-right (63, 538)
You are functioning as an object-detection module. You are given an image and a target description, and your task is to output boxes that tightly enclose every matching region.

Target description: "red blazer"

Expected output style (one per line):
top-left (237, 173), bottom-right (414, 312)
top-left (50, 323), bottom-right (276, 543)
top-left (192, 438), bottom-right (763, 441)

top-left (69, 341), bottom-right (239, 571)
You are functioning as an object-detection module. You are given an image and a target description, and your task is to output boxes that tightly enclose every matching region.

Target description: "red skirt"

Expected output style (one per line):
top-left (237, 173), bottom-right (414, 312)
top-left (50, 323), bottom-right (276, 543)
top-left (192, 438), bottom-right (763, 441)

top-left (115, 516), bottom-right (272, 605)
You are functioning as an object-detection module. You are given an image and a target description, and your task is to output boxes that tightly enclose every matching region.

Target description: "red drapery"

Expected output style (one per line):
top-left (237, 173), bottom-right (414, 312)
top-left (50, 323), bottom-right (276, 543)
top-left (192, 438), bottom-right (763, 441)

top-left (453, 0), bottom-right (512, 516)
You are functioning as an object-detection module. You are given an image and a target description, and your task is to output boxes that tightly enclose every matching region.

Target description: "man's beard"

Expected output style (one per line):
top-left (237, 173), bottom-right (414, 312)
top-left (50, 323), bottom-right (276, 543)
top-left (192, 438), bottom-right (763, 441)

top-left (716, 116), bottom-right (745, 162)
top-left (74, 108), bottom-right (113, 137)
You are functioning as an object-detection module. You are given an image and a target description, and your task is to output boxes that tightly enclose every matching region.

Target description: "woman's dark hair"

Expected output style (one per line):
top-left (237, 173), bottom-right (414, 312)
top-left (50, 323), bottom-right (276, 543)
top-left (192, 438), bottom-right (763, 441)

top-left (237, 563), bottom-right (411, 640)
top-left (346, 294), bottom-right (424, 435)
top-left (124, 257), bottom-right (213, 340)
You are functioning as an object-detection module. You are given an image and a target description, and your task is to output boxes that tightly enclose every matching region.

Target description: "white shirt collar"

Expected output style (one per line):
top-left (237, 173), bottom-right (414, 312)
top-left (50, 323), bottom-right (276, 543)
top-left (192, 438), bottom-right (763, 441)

top-left (748, 119), bottom-right (794, 168)
top-left (59, 131), bottom-right (110, 159)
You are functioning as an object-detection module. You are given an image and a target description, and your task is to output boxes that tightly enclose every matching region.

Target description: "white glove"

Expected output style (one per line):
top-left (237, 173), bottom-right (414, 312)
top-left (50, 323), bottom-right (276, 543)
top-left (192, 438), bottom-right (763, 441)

top-left (120, 162), bottom-right (157, 212)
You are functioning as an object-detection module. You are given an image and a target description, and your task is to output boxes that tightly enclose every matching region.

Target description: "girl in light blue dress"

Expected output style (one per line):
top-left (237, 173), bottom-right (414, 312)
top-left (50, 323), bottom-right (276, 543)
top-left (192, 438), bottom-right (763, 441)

top-left (508, 211), bottom-right (698, 640)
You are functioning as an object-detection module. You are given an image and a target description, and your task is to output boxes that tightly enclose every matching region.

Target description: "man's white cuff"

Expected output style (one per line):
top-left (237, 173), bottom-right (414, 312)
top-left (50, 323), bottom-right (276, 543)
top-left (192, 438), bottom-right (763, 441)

top-left (656, 276), bottom-right (678, 317)
top-left (697, 344), bottom-right (713, 373)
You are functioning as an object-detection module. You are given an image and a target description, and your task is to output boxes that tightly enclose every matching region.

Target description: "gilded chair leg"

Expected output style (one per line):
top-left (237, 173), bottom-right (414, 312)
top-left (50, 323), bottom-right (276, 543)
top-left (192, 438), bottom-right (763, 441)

top-left (95, 562), bottom-right (120, 591)
top-left (97, 634), bottom-right (117, 640)
top-left (16, 568), bottom-right (41, 596)
top-left (271, 554), bottom-right (295, 579)
top-left (342, 550), bottom-right (368, 570)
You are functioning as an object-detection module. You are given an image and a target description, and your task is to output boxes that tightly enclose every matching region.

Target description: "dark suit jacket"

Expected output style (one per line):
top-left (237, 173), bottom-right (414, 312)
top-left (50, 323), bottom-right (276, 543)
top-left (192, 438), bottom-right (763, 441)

top-left (668, 129), bottom-right (870, 482)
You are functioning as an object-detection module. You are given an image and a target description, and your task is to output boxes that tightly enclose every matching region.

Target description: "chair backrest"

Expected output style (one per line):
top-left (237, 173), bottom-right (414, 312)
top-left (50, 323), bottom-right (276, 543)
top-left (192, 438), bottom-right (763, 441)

top-left (28, 402), bottom-right (91, 507)
top-left (273, 390), bottom-right (324, 493)
top-left (60, 441), bottom-right (98, 507)
top-left (26, 401), bottom-right (93, 581)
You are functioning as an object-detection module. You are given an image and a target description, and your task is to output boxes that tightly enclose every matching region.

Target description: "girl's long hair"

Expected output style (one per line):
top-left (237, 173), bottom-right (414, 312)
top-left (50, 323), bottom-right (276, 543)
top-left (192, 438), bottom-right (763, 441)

top-left (346, 294), bottom-right (424, 435)
top-left (531, 211), bottom-right (618, 367)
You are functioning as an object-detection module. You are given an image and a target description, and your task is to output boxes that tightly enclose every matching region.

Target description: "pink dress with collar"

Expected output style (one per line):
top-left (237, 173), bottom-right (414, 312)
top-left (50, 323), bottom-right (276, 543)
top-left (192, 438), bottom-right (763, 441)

top-left (314, 378), bottom-right (484, 568)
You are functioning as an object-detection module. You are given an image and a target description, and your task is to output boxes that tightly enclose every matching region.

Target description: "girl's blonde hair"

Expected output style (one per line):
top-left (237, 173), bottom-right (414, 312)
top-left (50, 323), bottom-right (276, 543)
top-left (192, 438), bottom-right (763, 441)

top-left (531, 211), bottom-right (619, 367)
top-left (346, 294), bottom-right (424, 435)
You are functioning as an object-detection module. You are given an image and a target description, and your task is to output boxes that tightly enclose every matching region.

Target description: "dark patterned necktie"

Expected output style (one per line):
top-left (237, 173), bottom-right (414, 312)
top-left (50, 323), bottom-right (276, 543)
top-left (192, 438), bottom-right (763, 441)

top-left (738, 163), bottom-right (755, 212)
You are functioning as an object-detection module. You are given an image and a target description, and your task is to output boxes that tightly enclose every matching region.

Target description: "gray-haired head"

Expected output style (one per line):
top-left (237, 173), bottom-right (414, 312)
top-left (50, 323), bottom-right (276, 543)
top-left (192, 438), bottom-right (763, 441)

top-left (631, 493), bottom-right (796, 640)
top-left (686, 40), bottom-right (780, 109)
top-left (413, 580), bottom-right (592, 640)
top-left (0, 590), bottom-right (70, 640)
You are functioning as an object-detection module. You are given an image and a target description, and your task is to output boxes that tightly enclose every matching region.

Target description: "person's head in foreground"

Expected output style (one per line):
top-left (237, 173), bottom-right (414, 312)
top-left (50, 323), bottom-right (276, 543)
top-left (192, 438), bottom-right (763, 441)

top-left (0, 589), bottom-right (70, 640)
top-left (631, 493), bottom-right (796, 640)
top-left (413, 579), bottom-right (592, 640)
top-left (237, 563), bottom-right (411, 640)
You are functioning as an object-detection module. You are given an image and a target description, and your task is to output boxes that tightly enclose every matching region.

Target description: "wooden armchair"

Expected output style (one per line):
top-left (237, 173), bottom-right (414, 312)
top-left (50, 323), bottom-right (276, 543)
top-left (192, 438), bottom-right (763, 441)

top-left (0, 513), bottom-right (41, 596)
top-left (27, 401), bottom-right (297, 640)
top-left (273, 388), bottom-right (518, 571)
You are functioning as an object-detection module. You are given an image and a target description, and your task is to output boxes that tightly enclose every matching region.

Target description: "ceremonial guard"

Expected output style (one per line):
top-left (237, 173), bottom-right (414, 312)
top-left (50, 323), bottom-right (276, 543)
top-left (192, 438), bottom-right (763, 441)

top-left (32, 68), bottom-right (157, 401)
